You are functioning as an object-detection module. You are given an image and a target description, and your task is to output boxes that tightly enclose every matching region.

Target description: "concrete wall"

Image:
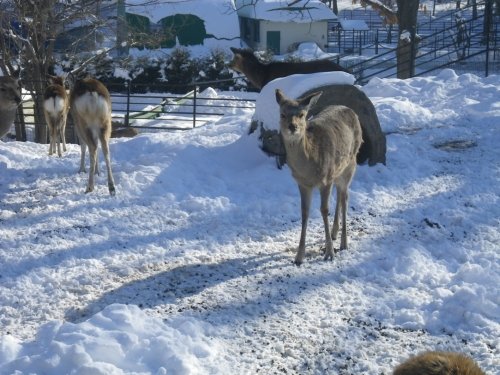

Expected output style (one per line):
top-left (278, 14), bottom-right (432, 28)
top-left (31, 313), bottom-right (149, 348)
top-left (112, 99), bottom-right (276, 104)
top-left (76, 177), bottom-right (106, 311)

top-left (258, 21), bottom-right (328, 54)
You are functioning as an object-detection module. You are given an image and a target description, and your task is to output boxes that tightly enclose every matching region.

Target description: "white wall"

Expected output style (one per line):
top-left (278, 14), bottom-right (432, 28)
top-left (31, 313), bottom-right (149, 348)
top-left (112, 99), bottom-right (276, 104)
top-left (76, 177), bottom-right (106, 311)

top-left (258, 21), bottom-right (328, 54)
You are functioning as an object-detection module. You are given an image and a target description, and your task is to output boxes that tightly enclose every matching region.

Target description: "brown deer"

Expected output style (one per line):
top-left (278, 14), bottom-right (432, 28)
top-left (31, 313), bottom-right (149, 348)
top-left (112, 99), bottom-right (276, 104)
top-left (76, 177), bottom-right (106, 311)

top-left (43, 76), bottom-right (69, 157)
top-left (229, 47), bottom-right (350, 90)
top-left (70, 77), bottom-right (116, 196)
top-left (275, 89), bottom-right (362, 265)
top-left (0, 75), bottom-right (22, 139)
top-left (393, 351), bottom-right (485, 375)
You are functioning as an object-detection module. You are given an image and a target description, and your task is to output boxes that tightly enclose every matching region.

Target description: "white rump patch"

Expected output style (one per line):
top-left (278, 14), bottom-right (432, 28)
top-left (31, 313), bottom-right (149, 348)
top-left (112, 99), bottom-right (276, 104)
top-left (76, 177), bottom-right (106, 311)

top-left (43, 97), bottom-right (66, 114)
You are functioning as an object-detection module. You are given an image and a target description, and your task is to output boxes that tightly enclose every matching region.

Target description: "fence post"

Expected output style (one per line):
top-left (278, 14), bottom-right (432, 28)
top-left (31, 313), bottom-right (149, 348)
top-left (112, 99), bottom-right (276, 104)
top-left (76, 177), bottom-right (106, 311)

top-left (484, 0), bottom-right (491, 77)
top-left (193, 85), bottom-right (198, 128)
top-left (375, 29), bottom-right (379, 54)
top-left (125, 81), bottom-right (131, 127)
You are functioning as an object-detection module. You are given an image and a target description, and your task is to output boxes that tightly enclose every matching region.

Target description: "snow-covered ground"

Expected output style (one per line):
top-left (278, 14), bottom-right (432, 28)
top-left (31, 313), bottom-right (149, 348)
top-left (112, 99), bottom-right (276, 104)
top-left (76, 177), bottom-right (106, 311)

top-left (0, 68), bottom-right (498, 374)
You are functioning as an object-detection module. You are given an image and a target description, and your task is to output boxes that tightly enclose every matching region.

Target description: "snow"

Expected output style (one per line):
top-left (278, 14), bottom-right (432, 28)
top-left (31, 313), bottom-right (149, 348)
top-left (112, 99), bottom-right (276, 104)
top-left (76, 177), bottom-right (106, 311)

top-left (339, 19), bottom-right (370, 31)
top-left (235, 0), bottom-right (337, 22)
top-left (0, 68), bottom-right (498, 374)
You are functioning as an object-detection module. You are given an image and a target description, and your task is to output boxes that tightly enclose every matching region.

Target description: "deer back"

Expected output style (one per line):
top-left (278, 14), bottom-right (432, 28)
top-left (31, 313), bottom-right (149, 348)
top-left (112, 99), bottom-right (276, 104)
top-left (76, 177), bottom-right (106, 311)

top-left (70, 78), bottom-right (111, 125)
top-left (229, 47), bottom-right (349, 90)
top-left (393, 351), bottom-right (485, 375)
top-left (44, 77), bottom-right (69, 117)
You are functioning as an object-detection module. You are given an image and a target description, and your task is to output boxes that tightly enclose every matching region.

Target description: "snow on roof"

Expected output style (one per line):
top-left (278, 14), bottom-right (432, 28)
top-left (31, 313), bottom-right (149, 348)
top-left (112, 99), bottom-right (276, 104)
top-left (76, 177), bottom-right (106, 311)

top-left (235, 0), bottom-right (337, 22)
top-left (339, 19), bottom-right (369, 31)
top-left (125, 0), bottom-right (239, 38)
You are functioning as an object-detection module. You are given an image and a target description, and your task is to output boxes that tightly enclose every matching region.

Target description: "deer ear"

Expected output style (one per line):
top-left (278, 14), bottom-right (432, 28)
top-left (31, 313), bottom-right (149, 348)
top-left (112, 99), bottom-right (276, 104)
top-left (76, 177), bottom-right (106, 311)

top-left (230, 47), bottom-right (242, 55)
top-left (300, 91), bottom-right (322, 109)
top-left (275, 89), bottom-right (285, 104)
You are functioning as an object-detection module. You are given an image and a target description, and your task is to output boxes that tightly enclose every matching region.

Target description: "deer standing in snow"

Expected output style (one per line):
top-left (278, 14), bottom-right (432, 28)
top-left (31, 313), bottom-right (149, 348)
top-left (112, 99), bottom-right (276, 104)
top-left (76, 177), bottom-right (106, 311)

top-left (70, 77), bottom-right (116, 196)
top-left (275, 89), bottom-right (362, 265)
top-left (0, 75), bottom-right (22, 139)
top-left (43, 76), bottom-right (69, 157)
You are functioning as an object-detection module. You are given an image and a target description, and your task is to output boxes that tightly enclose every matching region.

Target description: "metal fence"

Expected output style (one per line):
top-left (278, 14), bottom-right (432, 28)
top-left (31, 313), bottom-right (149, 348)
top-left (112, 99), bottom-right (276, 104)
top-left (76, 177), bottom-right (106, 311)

top-left (13, 79), bottom-right (256, 143)
top-left (332, 1), bottom-right (499, 80)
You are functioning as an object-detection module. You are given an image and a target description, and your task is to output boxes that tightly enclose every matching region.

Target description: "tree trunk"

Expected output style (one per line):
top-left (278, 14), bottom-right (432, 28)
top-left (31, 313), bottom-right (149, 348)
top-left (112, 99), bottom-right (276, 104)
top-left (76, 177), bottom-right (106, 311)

top-left (396, 0), bottom-right (420, 79)
top-left (332, 0), bottom-right (338, 14)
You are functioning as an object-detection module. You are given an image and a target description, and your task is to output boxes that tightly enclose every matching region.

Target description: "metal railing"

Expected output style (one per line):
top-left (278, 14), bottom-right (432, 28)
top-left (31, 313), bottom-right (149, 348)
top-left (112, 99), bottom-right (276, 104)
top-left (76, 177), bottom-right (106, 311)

top-left (331, 1), bottom-right (498, 80)
top-left (12, 79), bottom-right (256, 143)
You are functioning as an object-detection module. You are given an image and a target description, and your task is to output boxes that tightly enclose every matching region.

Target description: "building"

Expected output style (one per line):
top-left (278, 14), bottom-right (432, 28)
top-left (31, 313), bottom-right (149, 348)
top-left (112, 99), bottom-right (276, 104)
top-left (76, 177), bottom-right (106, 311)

top-left (235, 0), bottom-right (337, 54)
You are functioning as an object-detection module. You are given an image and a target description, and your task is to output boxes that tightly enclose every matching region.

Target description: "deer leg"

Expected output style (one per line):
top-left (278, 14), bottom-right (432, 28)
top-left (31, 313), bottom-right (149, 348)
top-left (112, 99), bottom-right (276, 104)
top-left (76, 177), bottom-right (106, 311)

top-left (79, 143), bottom-right (86, 173)
top-left (339, 188), bottom-right (349, 251)
top-left (61, 115), bottom-right (67, 152)
top-left (296, 185), bottom-right (312, 266)
top-left (320, 184), bottom-right (334, 261)
top-left (86, 143), bottom-right (98, 193)
top-left (56, 123), bottom-right (62, 158)
top-left (99, 132), bottom-right (116, 196)
top-left (331, 186), bottom-right (341, 241)
top-left (48, 124), bottom-right (55, 156)
top-left (85, 129), bottom-right (99, 193)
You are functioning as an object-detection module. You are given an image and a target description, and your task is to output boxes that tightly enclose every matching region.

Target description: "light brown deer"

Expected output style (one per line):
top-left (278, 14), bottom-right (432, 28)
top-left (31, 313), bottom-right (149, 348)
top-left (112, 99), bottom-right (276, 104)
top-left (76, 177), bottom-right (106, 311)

top-left (275, 89), bottom-right (362, 265)
top-left (0, 75), bottom-right (22, 139)
top-left (43, 76), bottom-right (69, 157)
top-left (393, 351), bottom-right (485, 375)
top-left (70, 77), bottom-right (116, 196)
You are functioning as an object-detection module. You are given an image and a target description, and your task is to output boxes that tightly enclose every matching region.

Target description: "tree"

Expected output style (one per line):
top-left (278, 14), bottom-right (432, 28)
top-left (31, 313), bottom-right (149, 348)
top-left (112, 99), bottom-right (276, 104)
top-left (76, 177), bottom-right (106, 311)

top-left (361, 0), bottom-right (420, 78)
top-left (396, 0), bottom-right (420, 78)
top-left (0, 0), bottom-right (120, 143)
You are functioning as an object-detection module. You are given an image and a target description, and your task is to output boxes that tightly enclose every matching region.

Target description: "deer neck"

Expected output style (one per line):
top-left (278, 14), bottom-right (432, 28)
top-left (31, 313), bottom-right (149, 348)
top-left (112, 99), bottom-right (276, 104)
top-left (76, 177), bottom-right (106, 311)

top-left (283, 131), bottom-right (317, 165)
top-left (240, 58), bottom-right (267, 89)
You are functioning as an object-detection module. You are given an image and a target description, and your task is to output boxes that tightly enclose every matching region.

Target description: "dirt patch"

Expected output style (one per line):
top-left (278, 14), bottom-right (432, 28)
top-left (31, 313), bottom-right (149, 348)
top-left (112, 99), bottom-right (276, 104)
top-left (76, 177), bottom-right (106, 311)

top-left (434, 139), bottom-right (477, 151)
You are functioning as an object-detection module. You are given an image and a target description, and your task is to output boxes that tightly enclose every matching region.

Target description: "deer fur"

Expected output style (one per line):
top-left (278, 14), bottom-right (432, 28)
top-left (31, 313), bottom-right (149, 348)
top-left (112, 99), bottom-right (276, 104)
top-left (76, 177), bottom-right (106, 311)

top-left (43, 76), bottom-right (69, 157)
top-left (0, 75), bottom-right (22, 139)
top-left (393, 351), bottom-right (485, 375)
top-left (70, 77), bottom-right (116, 196)
top-left (275, 89), bottom-right (362, 265)
top-left (229, 47), bottom-right (350, 90)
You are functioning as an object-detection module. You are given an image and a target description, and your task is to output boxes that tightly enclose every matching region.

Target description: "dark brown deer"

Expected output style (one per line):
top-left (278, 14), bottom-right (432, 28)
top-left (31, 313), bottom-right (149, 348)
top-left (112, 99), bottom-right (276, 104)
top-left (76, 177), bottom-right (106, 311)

top-left (43, 76), bottom-right (69, 157)
top-left (0, 75), bottom-right (22, 139)
top-left (276, 89), bottom-right (362, 265)
top-left (229, 47), bottom-right (350, 90)
top-left (70, 78), bottom-right (116, 196)
top-left (393, 351), bottom-right (485, 375)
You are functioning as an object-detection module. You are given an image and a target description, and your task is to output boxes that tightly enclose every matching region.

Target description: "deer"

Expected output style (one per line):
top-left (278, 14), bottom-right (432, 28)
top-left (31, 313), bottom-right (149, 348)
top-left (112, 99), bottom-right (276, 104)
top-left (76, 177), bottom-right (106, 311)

top-left (393, 351), bottom-right (485, 375)
top-left (43, 76), bottom-right (69, 157)
top-left (229, 47), bottom-right (350, 90)
top-left (0, 75), bottom-right (22, 139)
top-left (275, 89), bottom-right (362, 265)
top-left (70, 77), bottom-right (116, 196)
